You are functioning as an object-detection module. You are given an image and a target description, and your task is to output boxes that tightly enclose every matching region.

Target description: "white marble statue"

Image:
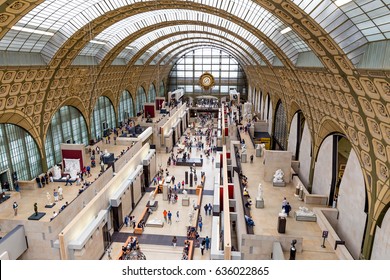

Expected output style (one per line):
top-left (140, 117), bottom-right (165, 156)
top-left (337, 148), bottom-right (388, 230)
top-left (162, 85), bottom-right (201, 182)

top-left (53, 165), bottom-right (61, 180)
top-left (241, 144), bottom-right (247, 154)
top-left (148, 191), bottom-right (155, 204)
top-left (296, 206), bottom-right (316, 217)
top-left (279, 208), bottom-right (287, 217)
top-left (183, 189), bottom-right (188, 199)
top-left (188, 209), bottom-right (194, 224)
top-left (257, 183), bottom-right (263, 201)
top-left (273, 169), bottom-right (284, 183)
top-left (46, 192), bottom-right (52, 205)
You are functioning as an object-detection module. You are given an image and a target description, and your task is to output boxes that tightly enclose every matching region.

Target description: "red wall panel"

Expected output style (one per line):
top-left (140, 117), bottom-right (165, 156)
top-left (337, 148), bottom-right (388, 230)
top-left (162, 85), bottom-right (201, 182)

top-left (144, 104), bottom-right (155, 118)
top-left (228, 184), bottom-right (234, 199)
top-left (219, 187), bottom-right (223, 209)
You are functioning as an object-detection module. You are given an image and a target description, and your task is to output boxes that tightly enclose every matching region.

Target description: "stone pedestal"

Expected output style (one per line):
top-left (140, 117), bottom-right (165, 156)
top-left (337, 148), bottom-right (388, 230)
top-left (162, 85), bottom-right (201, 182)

top-left (273, 181), bottom-right (286, 187)
top-left (45, 203), bottom-right (56, 208)
top-left (256, 199), bottom-right (264, 208)
top-left (182, 197), bottom-right (190, 206)
top-left (256, 147), bottom-right (261, 157)
top-left (146, 200), bottom-right (158, 211)
top-left (163, 183), bottom-right (168, 201)
top-left (241, 153), bottom-right (247, 163)
top-left (277, 216), bottom-right (286, 233)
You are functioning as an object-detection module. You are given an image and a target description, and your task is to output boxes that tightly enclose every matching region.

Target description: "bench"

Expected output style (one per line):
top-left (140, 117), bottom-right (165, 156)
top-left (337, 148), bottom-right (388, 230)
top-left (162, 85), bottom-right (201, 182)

top-left (134, 207), bottom-right (151, 234)
top-left (117, 236), bottom-right (138, 259)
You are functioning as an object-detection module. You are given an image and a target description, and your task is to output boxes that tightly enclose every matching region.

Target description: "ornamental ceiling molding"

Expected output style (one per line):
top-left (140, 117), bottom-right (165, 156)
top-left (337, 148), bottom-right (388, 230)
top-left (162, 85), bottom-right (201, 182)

top-left (0, 0), bottom-right (43, 39)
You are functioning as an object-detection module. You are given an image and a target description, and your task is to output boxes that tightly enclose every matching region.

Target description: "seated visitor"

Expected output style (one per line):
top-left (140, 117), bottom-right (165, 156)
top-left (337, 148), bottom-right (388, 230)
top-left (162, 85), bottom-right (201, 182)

top-left (243, 188), bottom-right (250, 197)
top-left (138, 220), bottom-right (145, 229)
top-left (245, 199), bottom-right (252, 208)
top-left (245, 215), bottom-right (255, 226)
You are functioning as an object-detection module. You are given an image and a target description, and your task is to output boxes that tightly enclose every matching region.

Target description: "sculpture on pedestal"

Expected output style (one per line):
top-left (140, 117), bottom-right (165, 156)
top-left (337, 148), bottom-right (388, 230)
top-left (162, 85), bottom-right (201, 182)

top-left (46, 192), bottom-right (52, 205)
top-left (34, 202), bottom-right (38, 216)
top-left (257, 183), bottom-right (263, 201)
top-left (183, 189), bottom-right (188, 198)
top-left (296, 207), bottom-right (316, 217)
top-left (148, 191), bottom-right (155, 204)
top-left (53, 165), bottom-right (61, 180)
top-left (273, 169), bottom-right (284, 183)
top-left (188, 209), bottom-right (194, 225)
top-left (241, 144), bottom-right (247, 154)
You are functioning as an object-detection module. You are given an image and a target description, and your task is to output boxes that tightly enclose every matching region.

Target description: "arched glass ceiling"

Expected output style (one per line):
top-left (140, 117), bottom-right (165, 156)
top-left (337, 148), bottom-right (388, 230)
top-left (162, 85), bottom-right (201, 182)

top-left (142, 36), bottom-right (258, 66)
top-left (0, 0), bottom-right (387, 66)
top-left (156, 43), bottom-right (255, 68)
top-left (79, 10), bottom-right (274, 64)
top-left (134, 39), bottom-right (253, 67)
top-left (138, 38), bottom-right (256, 67)
top-left (162, 43), bottom-right (251, 67)
top-left (102, 26), bottom-right (265, 65)
top-left (0, 0), bottom-right (307, 64)
top-left (291, 0), bottom-right (390, 65)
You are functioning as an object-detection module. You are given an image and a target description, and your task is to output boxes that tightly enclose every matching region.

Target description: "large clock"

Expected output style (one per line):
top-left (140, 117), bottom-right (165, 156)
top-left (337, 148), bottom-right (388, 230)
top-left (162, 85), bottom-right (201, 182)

top-left (199, 72), bottom-right (215, 90)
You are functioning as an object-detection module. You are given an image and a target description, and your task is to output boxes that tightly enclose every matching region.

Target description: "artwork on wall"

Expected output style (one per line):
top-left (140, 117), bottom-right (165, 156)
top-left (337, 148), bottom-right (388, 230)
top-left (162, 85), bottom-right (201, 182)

top-left (64, 158), bottom-right (80, 179)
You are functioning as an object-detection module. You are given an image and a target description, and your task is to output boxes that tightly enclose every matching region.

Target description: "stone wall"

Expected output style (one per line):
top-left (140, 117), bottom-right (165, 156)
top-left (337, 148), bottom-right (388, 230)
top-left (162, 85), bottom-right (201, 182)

top-left (337, 149), bottom-right (366, 259)
top-left (312, 136), bottom-right (332, 195)
top-left (241, 234), bottom-right (302, 260)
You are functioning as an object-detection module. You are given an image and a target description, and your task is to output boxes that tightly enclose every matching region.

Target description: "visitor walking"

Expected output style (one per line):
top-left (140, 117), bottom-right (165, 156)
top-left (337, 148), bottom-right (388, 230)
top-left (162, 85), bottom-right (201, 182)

top-left (205, 236), bottom-right (210, 250)
top-left (163, 209), bottom-right (168, 222)
top-left (53, 188), bottom-right (59, 202)
top-left (65, 174), bottom-right (72, 186)
top-left (168, 210), bottom-right (172, 224)
top-left (204, 204), bottom-right (209, 216)
top-left (176, 210), bottom-right (180, 222)
top-left (200, 239), bottom-right (205, 255)
top-left (208, 203), bottom-right (213, 216)
top-left (172, 236), bottom-right (177, 247)
top-left (198, 220), bottom-right (203, 232)
top-left (283, 202), bottom-right (292, 216)
top-left (13, 201), bottom-right (18, 216)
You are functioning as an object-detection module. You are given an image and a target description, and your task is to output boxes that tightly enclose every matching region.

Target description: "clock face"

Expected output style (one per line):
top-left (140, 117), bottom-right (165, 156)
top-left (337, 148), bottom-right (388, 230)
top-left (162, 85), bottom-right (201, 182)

top-left (202, 76), bottom-right (211, 86)
top-left (199, 73), bottom-right (215, 90)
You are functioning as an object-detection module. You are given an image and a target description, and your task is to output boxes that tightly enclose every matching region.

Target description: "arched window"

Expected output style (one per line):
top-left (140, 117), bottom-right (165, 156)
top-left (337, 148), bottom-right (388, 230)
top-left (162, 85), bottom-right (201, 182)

top-left (273, 101), bottom-right (288, 150)
top-left (168, 48), bottom-right (247, 96)
top-left (0, 124), bottom-right (42, 181)
top-left (91, 96), bottom-right (116, 140)
top-left (148, 83), bottom-right (156, 102)
top-left (159, 80), bottom-right (165, 97)
top-left (136, 86), bottom-right (146, 113)
top-left (45, 106), bottom-right (88, 168)
top-left (118, 90), bottom-right (135, 124)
